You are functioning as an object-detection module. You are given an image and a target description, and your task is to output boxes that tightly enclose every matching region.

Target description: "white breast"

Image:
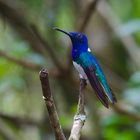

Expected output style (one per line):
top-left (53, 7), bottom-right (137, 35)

top-left (73, 61), bottom-right (87, 80)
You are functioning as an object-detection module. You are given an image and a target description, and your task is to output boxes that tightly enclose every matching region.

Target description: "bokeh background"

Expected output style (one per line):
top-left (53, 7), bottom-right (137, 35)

top-left (0, 0), bottom-right (140, 139)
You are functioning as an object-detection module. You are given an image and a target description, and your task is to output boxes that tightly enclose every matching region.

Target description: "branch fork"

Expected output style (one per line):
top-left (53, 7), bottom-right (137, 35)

top-left (39, 69), bottom-right (87, 140)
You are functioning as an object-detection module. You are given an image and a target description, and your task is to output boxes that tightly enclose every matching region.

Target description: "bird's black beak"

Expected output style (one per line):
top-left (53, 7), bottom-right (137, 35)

top-left (53, 27), bottom-right (72, 37)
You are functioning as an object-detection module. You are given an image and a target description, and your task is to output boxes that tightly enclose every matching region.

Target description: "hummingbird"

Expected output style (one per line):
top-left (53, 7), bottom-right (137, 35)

top-left (54, 27), bottom-right (117, 108)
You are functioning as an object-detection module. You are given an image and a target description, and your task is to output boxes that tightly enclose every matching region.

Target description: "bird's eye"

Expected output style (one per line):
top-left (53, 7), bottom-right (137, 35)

top-left (77, 34), bottom-right (82, 39)
top-left (77, 34), bottom-right (83, 43)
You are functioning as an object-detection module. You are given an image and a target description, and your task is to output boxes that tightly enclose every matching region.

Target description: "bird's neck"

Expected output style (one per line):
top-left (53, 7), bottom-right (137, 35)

top-left (72, 45), bottom-right (88, 61)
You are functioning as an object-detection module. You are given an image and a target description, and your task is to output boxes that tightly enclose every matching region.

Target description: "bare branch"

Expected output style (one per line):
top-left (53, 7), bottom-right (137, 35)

top-left (0, 50), bottom-right (41, 71)
top-left (0, 50), bottom-right (61, 76)
top-left (69, 79), bottom-right (87, 140)
top-left (0, 112), bottom-right (40, 127)
top-left (113, 104), bottom-right (140, 121)
top-left (77, 0), bottom-right (100, 32)
top-left (39, 69), bottom-right (66, 140)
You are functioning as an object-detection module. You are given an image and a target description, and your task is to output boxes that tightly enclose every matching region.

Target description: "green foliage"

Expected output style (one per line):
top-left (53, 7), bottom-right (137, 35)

top-left (103, 115), bottom-right (140, 140)
top-left (109, 0), bottom-right (132, 22)
top-left (132, 0), bottom-right (140, 18)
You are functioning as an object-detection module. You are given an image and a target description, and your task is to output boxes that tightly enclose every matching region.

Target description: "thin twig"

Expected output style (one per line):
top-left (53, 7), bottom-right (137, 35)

top-left (69, 79), bottom-right (87, 140)
top-left (78, 79), bottom-right (87, 115)
top-left (0, 50), bottom-right (41, 71)
top-left (39, 69), bottom-right (66, 140)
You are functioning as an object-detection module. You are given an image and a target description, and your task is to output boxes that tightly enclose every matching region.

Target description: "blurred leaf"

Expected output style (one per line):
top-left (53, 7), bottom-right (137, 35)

top-left (22, 0), bottom-right (44, 11)
top-left (56, 1), bottom-right (75, 30)
top-left (118, 20), bottom-right (140, 36)
top-left (129, 72), bottom-right (140, 87)
top-left (60, 115), bottom-right (72, 128)
top-left (109, 0), bottom-right (132, 21)
top-left (123, 72), bottom-right (140, 109)
top-left (132, 0), bottom-right (140, 18)
top-left (103, 115), bottom-right (140, 140)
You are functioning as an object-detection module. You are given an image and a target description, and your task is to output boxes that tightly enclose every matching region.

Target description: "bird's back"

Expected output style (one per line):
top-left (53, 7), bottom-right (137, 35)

top-left (75, 51), bottom-right (116, 107)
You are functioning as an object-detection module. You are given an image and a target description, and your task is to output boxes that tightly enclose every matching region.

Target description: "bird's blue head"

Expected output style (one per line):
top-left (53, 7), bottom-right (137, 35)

top-left (54, 27), bottom-right (88, 60)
